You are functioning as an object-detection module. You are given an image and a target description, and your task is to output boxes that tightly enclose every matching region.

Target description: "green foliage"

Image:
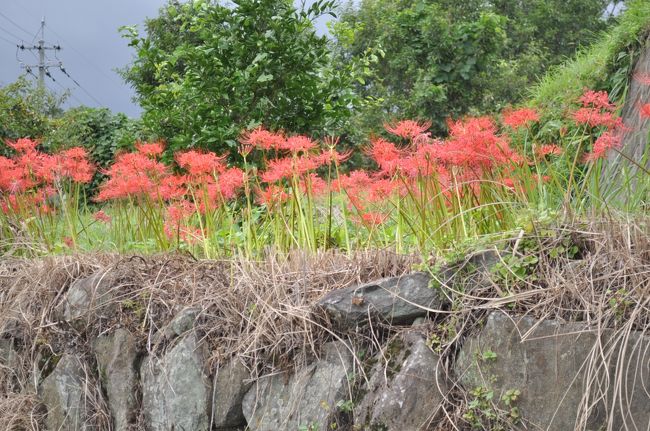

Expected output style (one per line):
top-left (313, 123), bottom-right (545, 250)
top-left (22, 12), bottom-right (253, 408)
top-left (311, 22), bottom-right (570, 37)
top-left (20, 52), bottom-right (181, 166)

top-left (0, 77), bottom-right (66, 154)
top-left (333, 0), bottom-right (507, 134)
top-left (463, 385), bottom-right (521, 430)
top-left (531, 0), bottom-right (650, 109)
top-left (121, 0), bottom-right (368, 156)
top-left (333, 0), bottom-right (621, 137)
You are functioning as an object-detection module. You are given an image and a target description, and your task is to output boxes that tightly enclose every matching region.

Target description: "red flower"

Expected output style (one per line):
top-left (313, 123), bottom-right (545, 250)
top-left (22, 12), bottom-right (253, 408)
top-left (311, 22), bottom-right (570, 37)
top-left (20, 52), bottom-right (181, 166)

top-left (176, 150), bottom-right (226, 177)
top-left (156, 175), bottom-right (187, 200)
top-left (6, 138), bottom-right (38, 154)
top-left (502, 108), bottom-right (539, 130)
top-left (136, 141), bottom-right (165, 158)
top-left (639, 103), bottom-right (650, 119)
top-left (92, 210), bottom-right (112, 224)
top-left (572, 108), bottom-right (624, 130)
top-left (367, 138), bottom-right (402, 174)
top-left (583, 130), bottom-right (623, 162)
top-left (579, 89), bottom-right (616, 111)
top-left (256, 184), bottom-right (289, 207)
top-left (536, 144), bottom-right (562, 157)
top-left (239, 127), bottom-right (285, 151)
top-left (280, 135), bottom-right (317, 153)
top-left (216, 167), bottom-right (244, 199)
top-left (384, 120), bottom-right (431, 139)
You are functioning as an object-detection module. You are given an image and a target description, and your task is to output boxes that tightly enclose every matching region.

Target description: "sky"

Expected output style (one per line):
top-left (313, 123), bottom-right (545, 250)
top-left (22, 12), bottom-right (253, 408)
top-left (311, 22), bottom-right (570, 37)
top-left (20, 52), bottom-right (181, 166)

top-left (0, 0), bottom-right (334, 118)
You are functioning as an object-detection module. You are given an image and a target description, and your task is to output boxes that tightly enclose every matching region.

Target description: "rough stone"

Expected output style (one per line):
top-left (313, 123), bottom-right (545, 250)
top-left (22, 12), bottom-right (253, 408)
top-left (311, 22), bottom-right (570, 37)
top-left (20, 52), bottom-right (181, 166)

top-left (455, 312), bottom-right (650, 430)
top-left (317, 272), bottom-right (446, 329)
top-left (355, 333), bottom-right (449, 430)
top-left (94, 329), bottom-right (139, 430)
top-left (40, 354), bottom-right (91, 431)
top-left (212, 358), bottom-right (253, 429)
top-left (163, 307), bottom-right (201, 340)
top-left (141, 333), bottom-right (212, 431)
top-left (242, 341), bottom-right (353, 431)
top-left (57, 270), bottom-right (119, 329)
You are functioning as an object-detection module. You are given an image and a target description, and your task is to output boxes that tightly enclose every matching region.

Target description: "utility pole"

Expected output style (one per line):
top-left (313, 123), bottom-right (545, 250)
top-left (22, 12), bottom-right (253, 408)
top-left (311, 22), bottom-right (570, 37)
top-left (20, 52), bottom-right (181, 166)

top-left (18, 18), bottom-right (61, 91)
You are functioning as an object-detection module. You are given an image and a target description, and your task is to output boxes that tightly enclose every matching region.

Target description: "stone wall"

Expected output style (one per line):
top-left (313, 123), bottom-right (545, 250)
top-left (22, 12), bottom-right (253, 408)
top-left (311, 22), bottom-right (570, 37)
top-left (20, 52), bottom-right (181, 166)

top-left (1, 263), bottom-right (648, 431)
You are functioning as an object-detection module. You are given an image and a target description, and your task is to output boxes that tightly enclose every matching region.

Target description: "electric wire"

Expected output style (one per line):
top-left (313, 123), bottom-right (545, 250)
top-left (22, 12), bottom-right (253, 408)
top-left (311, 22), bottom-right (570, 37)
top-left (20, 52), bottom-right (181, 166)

top-left (0, 11), bottom-right (34, 39)
top-left (54, 67), bottom-right (105, 107)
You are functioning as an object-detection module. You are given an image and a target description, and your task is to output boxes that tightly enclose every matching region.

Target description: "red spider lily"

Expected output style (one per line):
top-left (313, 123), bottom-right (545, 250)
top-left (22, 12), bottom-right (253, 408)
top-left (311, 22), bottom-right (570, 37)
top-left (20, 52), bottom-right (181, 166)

top-left (92, 210), bottom-right (112, 224)
top-left (53, 147), bottom-right (95, 184)
top-left (176, 150), bottom-right (226, 177)
top-left (260, 156), bottom-right (320, 183)
top-left (156, 175), bottom-right (187, 201)
top-left (163, 200), bottom-right (200, 242)
top-left (384, 120), bottom-right (432, 139)
top-left (216, 167), bottom-right (245, 200)
top-left (367, 138), bottom-right (402, 174)
top-left (63, 236), bottom-right (74, 248)
top-left (437, 116), bottom-right (517, 170)
top-left (299, 173), bottom-right (328, 196)
top-left (6, 138), bottom-right (38, 154)
top-left (579, 89), bottom-right (616, 111)
top-left (239, 127), bottom-right (285, 151)
top-left (583, 130), bottom-right (623, 162)
top-left (280, 135), bottom-right (317, 153)
top-left (0, 156), bottom-right (22, 192)
top-left (353, 211), bottom-right (389, 227)
top-left (333, 170), bottom-right (373, 194)
top-left (136, 141), bottom-right (165, 158)
top-left (447, 116), bottom-right (497, 137)
top-left (536, 144), bottom-right (563, 157)
top-left (96, 152), bottom-right (167, 201)
top-left (502, 108), bottom-right (539, 129)
top-left (572, 108), bottom-right (621, 129)
top-left (317, 147), bottom-right (352, 165)
top-left (639, 103), bottom-right (650, 119)
top-left (256, 184), bottom-right (290, 207)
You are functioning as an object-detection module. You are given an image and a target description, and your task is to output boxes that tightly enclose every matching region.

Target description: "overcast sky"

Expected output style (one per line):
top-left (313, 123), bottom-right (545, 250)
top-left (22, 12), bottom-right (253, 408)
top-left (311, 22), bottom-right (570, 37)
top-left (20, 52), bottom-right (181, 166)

top-left (0, 0), bottom-right (334, 117)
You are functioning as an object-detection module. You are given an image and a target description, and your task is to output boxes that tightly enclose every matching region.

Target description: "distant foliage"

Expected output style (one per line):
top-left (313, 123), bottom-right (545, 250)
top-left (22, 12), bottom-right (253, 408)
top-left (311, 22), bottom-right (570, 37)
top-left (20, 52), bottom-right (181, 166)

top-left (333, 0), bottom-right (619, 137)
top-left (120, 0), bottom-right (370, 156)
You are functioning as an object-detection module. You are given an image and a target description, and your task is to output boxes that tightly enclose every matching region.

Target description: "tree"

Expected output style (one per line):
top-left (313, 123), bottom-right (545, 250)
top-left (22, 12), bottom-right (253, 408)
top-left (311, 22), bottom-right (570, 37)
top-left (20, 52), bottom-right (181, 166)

top-left (332, 0), bottom-right (507, 135)
top-left (334, 0), bottom-right (618, 136)
top-left (0, 77), bottom-right (65, 154)
top-left (121, 0), bottom-right (366, 156)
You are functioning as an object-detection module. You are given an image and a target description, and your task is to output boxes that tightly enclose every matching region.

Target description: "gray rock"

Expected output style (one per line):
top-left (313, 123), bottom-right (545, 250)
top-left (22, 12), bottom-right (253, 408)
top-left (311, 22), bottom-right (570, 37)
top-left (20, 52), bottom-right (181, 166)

top-left (40, 354), bottom-right (91, 431)
top-left (317, 272), bottom-right (445, 329)
top-left (355, 333), bottom-right (448, 430)
top-left (94, 329), bottom-right (139, 431)
top-left (456, 312), bottom-right (650, 430)
top-left (243, 341), bottom-right (353, 431)
top-left (212, 358), bottom-right (253, 429)
top-left (141, 333), bottom-right (212, 431)
top-left (58, 270), bottom-right (119, 329)
top-left (163, 307), bottom-right (201, 340)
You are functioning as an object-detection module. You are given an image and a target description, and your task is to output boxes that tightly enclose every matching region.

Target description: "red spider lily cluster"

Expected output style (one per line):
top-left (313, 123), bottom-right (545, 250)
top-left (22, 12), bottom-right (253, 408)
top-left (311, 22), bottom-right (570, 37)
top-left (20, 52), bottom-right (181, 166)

top-left (0, 139), bottom-right (94, 214)
top-left (1, 87), bottom-right (642, 251)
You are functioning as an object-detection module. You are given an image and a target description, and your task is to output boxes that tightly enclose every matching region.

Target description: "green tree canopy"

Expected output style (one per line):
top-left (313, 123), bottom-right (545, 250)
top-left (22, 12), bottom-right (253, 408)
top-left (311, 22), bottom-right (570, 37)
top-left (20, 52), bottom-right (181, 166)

top-left (121, 0), bottom-right (366, 155)
top-left (334, 0), bottom-right (619, 136)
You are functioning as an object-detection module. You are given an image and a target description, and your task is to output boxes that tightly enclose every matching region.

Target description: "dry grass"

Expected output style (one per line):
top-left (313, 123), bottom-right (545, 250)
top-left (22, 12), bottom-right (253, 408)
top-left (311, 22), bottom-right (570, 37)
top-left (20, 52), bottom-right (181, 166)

top-left (0, 218), bottom-right (648, 430)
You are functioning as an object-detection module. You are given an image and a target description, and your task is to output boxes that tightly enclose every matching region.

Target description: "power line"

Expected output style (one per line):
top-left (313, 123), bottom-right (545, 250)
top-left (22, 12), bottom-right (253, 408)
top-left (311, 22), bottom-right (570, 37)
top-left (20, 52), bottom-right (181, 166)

top-left (0, 25), bottom-right (23, 43)
top-left (55, 67), bottom-right (105, 107)
top-left (44, 23), bottom-right (122, 86)
top-left (0, 33), bottom-right (18, 47)
top-left (0, 11), bottom-right (34, 39)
